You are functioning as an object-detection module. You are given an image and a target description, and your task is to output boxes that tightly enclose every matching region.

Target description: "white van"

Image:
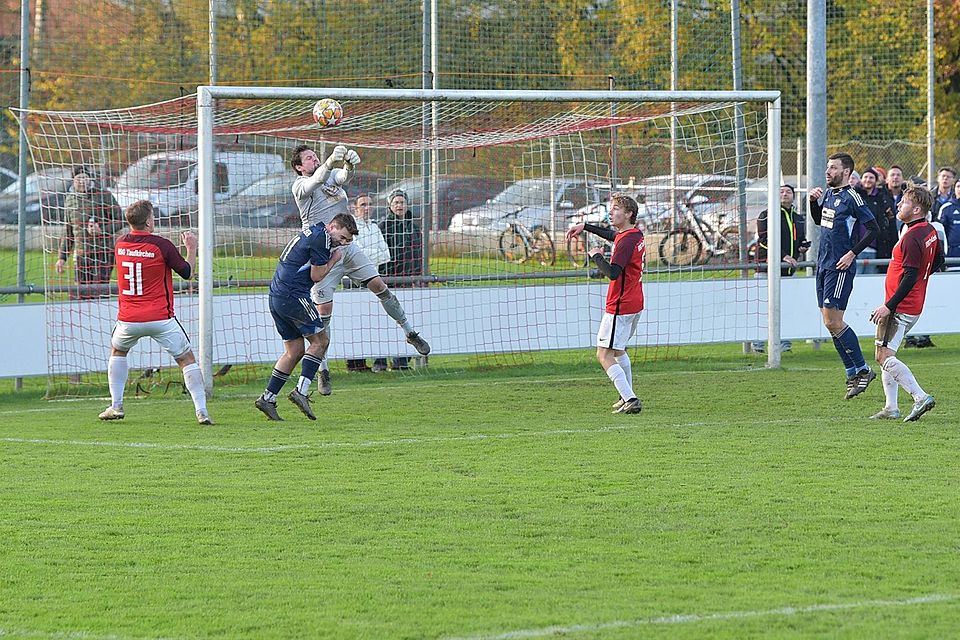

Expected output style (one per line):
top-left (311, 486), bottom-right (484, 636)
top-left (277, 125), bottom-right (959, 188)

top-left (111, 150), bottom-right (286, 224)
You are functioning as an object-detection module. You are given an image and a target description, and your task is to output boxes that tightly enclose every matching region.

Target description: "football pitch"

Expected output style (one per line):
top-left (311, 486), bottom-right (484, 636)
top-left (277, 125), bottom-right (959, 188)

top-left (2, 338), bottom-right (959, 639)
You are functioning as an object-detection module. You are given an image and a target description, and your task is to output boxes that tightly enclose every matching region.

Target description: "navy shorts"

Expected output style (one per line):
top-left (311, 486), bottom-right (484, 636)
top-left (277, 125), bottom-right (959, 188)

top-left (268, 294), bottom-right (324, 341)
top-left (816, 268), bottom-right (855, 310)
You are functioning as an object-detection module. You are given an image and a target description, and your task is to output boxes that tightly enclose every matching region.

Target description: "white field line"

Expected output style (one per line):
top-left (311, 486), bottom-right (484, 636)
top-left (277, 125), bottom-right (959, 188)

top-left (0, 418), bottom-right (798, 456)
top-left (446, 593), bottom-right (960, 640)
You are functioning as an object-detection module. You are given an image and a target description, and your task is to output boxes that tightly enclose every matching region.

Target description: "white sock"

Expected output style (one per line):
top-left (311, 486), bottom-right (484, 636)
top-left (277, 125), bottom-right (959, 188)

top-left (297, 377), bottom-right (311, 394)
top-left (615, 353), bottom-right (633, 390)
top-left (881, 367), bottom-right (899, 411)
top-left (181, 363), bottom-right (208, 413)
top-left (883, 357), bottom-right (926, 402)
top-left (107, 355), bottom-right (128, 408)
top-left (606, 363), bottom-right (635, 401)
top-left (319, 358), bottom-right (329, 373)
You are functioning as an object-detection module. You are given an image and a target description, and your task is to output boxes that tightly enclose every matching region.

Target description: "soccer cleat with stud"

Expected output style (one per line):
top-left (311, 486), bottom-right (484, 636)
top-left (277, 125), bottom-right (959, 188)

top-left (612, 398), bottom-right (625, 411)
top-left (318, 370), bottom-right (332, 396)
top-left (904, 395), bottom-right (935, 422)
top-left (869, 408), bottom-right (901, 420)
top-left (615, 397), bottom-right (642, 414)
top-left (98, 406), bottom-right (125, 421)
top-left (406, 332), bottom-right (431, 356)
top-left (288, 389), bottom-right (316, 420)
top-left (196, 410), bottom-right (214, 425)
top-left (845, 368), bottom-right (876, 400)
top-left (255, 397), bottom-right (284, 421)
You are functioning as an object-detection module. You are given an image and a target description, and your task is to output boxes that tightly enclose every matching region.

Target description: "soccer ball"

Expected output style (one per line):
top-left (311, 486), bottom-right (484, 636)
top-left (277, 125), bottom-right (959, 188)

top-left (312, 99), bottom-right (343, 128)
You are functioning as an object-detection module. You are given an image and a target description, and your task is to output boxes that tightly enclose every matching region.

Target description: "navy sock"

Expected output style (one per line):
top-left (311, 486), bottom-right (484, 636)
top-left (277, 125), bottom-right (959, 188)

top-left (836, 326), bottom-right (867, 372)
top-left (300, 354), bottom-right (322, 383)
top-left (831, 335), bottom-right (857, 377)
top-left (266, 368), bottom-right (290, 396)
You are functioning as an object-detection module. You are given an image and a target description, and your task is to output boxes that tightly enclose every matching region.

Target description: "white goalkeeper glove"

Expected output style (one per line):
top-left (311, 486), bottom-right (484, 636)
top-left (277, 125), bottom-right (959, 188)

top-left (324, 145), bottom-right (348, 169)
top-left (344, 149), bottom-right (361, 167)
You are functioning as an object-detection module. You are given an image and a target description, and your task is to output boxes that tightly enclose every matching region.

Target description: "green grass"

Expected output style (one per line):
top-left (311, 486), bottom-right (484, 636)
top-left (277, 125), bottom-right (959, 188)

top-left (2, 339), bottom-right (959, 639)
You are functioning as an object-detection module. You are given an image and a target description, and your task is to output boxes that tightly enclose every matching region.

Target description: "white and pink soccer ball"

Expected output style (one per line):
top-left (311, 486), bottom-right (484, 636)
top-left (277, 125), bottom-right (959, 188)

top-left (312, 99), bottom-right (343, 128)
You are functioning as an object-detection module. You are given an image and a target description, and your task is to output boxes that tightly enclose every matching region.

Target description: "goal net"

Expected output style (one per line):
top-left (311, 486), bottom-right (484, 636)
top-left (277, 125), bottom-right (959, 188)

top-left (16, 88), bottom-right (780, 397)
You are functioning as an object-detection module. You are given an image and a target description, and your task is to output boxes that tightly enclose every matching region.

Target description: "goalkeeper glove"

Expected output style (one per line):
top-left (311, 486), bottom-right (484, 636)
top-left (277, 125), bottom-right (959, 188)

top-left (324, 145), bottom-right (348, 169)
top-left (345, 149), bottom-right (361, 166)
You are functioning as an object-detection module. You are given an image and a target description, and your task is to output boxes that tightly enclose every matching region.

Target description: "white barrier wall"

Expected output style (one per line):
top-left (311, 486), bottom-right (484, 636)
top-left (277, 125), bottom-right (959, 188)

top-left (2, 273), bottom-right (957, 378)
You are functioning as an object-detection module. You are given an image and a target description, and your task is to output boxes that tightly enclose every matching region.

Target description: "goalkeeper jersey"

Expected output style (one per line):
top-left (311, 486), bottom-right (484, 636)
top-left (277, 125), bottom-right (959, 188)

top-left (293, 169), bottom-right (349, 229)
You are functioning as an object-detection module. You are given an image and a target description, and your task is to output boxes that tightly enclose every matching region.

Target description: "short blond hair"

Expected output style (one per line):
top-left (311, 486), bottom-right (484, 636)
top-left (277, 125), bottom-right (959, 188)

top-left (126, 200), bottom-right (153, 229)
top-left (902, 184), bottom-right (933, 215)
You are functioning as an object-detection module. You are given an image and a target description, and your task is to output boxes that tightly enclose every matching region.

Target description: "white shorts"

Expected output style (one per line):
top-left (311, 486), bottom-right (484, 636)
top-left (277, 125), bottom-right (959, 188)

top-left (597, 312), bottom-right (641, 351)
top-left (310, 243), bottom-right (381, 304)
top-left (875, 311), bottom-right (920, 352)
top-left (111, 318), bottom-right (192, 359)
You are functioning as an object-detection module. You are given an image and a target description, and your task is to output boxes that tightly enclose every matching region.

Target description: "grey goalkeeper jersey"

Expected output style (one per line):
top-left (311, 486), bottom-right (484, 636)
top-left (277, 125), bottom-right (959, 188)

top-left (293, 166), bottom-right (350, 230)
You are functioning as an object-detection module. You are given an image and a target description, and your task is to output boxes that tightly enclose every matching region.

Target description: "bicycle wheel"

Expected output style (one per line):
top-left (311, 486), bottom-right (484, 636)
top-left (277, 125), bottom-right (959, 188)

top-left (529, 227), bottom-right (556, 266)
top-left (717, 225), bottom-right (741, 263)
top-left (659, 229), bottom-right (703, 266)
top-left (566, 235), bottom-right (589, 268)
top-left (499, 227), bottom-right (527, 263)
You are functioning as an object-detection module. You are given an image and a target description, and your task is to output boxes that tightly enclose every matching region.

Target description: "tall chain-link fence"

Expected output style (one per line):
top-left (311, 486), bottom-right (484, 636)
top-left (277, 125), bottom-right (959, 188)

top-left (1, 0), bottom-right (958, 297)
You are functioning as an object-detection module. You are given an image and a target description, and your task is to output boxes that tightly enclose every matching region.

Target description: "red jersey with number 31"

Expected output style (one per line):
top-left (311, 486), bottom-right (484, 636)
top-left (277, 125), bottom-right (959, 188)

top-left (115, 230), bottom-right (191, 322)
top-left (885, 220), bottom-right (940, 316)
top-left (606, 228), bottom-right (645, 314)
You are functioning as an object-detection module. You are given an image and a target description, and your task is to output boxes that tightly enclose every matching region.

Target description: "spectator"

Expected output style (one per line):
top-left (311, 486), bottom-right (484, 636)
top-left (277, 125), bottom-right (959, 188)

top-left (848, 170), bottom-right (861, 189)
top-left (752, 184), bottom-right (809, 353)
top-left (345, 193), bottom-right (392, 373)
top-left (887, 165), bottom-right (906, 206)
top-left (854, 168), bottom-right (896, 273)
top-left (938, 184), bottom-right (960, 260)
top-left (377, 188), bottom-right (423, 371)
top-left (934, 166), bottom-right (956, 216)
top-left (55, 166), bottom-right (124, 299)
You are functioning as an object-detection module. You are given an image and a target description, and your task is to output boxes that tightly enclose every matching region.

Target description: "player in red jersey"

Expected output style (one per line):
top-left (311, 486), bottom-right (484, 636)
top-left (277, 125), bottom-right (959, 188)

top-left (869, 185), bottom-right (944, 423)
top-left (566, 193), bottom-right (645, 414)
top-left (98, 200), bottom-right (213, 425)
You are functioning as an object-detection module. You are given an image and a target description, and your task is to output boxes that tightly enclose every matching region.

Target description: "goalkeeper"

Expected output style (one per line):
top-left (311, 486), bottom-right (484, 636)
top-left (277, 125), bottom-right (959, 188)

top-left (290, 144), bottom-right (431, 395)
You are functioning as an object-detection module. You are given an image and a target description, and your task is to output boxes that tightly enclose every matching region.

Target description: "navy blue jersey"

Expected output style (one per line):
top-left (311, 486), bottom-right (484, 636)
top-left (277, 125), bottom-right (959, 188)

top-left (269, 223), bottom-right (332, 299)
top-left (815, 186), bottom-right (875, 271)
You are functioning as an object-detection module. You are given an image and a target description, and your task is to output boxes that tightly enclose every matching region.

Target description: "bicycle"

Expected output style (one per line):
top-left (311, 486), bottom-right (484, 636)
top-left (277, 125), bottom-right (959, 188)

top-left (498, 213), bottom-right (556, 266)
top-left (564, 203), bottom-right (614, 267)
top-left (658, 205), bottom-right (743, 266)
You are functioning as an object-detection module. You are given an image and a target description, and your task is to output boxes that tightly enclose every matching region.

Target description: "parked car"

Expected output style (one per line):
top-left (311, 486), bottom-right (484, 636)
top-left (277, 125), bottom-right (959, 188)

top-left (373, 175), bottom-right (505, 229)
top-left (0, 167), bottom-right (17, 192)
top-left (111, 150), bottom-right (285, 224)
top-left (448, 178), bottom-right (604, 235)
top-left (0, 168), bottom-right (73, 225)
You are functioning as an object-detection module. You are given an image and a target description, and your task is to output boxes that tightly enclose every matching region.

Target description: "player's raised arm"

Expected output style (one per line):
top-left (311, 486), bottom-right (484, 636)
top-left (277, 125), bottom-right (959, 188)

top-left (180, 230), bottom-right (198, 279)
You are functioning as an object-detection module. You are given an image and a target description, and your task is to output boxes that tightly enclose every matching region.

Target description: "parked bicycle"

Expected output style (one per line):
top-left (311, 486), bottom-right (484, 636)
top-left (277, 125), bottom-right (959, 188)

top-left (565, 204), bottom-right (613, 267)
top-left (498, 213), bottom-right (556, 266)
top-left (658, 204), bottom-right (746, 266)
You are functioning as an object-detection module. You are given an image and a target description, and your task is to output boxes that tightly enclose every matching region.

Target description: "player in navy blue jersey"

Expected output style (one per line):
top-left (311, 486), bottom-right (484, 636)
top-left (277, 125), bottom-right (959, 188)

top-left (255, 213), bottom-right (358, 421)
top-left (808, 152), bottom-right (882, 399)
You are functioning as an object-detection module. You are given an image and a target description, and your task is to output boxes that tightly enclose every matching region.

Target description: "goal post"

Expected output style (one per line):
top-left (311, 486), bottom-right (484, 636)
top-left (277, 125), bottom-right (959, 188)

top-left (196, 87), bottom-right (782, 393)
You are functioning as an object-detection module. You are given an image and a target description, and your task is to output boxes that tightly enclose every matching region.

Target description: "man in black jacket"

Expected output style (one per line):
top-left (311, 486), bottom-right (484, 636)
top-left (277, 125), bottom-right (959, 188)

top-left (752, 184), bottom-right (809, 353)
top-left (377, 189), bottom-right (424, 371)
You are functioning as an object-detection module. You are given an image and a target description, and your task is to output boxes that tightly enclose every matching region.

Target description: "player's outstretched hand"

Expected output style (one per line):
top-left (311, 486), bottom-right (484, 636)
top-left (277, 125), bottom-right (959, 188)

top-left (181, 230), bottom-right (198, 250)
top-left (327, 145), bottom-right (348, 166)
top-left (345, 149), bottom-right (361, 166)
top-left (566, 223), bottom-right (584, 239)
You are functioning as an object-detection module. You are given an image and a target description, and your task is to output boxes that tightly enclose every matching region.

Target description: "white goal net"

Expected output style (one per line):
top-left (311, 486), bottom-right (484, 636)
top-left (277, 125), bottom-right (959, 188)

top-left (15, 88), bottom-right (781, 397)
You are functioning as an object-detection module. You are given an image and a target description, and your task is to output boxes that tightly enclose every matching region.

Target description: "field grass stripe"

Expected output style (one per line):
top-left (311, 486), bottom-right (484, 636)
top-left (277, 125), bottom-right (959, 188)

top-left (0, 419), bottom-right (797, 455)
top-left (447, 593), bottom-right (960, 640)
top-left (0, 437), bottom-right (309, 453)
